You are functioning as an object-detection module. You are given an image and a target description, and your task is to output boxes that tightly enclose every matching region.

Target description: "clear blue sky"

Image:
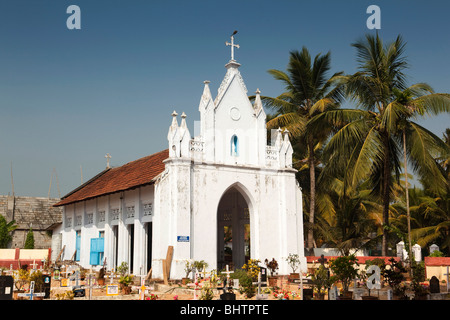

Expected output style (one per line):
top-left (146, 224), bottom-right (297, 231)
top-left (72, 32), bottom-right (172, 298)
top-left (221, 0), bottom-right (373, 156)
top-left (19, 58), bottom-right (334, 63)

top-left (1, 0), bottom-right (449, 197)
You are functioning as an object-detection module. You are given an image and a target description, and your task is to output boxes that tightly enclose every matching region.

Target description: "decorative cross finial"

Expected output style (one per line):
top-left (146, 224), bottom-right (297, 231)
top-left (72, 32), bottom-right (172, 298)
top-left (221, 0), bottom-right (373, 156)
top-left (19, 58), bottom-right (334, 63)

top-left (105, 153), bottom-right (111, 169)
top-left (225, 30), bottom-right (239, 61)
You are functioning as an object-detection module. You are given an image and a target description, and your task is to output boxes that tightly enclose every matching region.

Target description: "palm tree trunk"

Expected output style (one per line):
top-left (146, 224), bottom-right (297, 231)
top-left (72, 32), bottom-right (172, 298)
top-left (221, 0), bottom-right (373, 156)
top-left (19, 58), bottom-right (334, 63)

top-left (382, 133), bottom-right (391, 256)
top-left (307, 136), bottom-right (316, 251)
top-left (403, 129), bottom-right (412, 263)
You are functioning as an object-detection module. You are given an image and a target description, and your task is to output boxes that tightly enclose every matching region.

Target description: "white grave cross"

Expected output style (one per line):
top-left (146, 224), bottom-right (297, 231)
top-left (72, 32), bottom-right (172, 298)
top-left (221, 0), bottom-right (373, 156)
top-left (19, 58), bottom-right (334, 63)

top-left (17, 281), bottom-right (45, 300)
top-left (221, 265), bottom-right (234, 288)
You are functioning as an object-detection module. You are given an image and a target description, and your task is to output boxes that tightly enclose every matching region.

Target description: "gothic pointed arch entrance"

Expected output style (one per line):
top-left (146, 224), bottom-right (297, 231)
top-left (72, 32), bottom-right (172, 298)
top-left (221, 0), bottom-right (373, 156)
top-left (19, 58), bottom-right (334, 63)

top-left (217, 185), bottom-right (251, 270)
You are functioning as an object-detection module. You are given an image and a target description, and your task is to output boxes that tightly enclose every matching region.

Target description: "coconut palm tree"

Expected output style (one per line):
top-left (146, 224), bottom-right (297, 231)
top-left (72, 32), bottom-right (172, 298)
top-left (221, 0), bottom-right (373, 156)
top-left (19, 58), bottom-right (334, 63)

top-left (309, 34), bottom-right (450, 255)
top-left (254, 47), bottom-right (345, 252)
top-left (389, 86), bottom-right (450, 258)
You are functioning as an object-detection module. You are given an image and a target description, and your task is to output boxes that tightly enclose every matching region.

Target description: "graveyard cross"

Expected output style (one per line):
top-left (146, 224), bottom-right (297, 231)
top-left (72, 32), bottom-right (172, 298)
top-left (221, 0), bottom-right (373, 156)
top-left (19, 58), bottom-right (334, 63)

top-left (108, 272), bottom-right (115, 284)
top-left (221, 265), bottom-right (234, 288)
top-left (253, 272), bottom-right (263, 295)
top-left (86, 273), bottom-right (96, 300)
top-left (193, 272), bottom-right (200, 300)
top-left (140, 277), bottom-right (146, 300)
top-left (71, 269), bottom-right (81, 288)
top-left (30, 260), bottom-right (38, 272)
top-left (18, 281), bottom-right (45, 300)
top-left (138, 274), bottom-right (149, 300)
top-left (318, 254), bottom-right (327, 266)
top-left (105, 153), bottom-right (111, 169)
top-left (225, 31), bottom-right (239, 61)
top-left (199, 265), bottom-right (208, 279)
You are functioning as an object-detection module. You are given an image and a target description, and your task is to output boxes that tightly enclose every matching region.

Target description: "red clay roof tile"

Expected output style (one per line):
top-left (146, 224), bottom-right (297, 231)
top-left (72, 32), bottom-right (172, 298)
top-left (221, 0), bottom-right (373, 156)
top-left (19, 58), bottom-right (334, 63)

top-left (54, 149), bottom-right (169, 207)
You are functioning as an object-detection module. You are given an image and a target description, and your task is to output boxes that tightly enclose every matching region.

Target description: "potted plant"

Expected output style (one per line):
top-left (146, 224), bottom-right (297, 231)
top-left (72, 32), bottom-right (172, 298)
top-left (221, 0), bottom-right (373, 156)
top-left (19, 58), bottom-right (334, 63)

top-left (329, 255), bottom-right (359, 300)
top-left (264, 258), bottom-right (278, 287)
top-left (286, 253), bottom-right (301, 281)
top-left (183, 260), bottom-right (194, 285)
top-left (193, 260), bottom-right (208, 278)
top-left (117, 262), bottom-right (133, 294)
top-left (310, 264), bottom-right (332, 300)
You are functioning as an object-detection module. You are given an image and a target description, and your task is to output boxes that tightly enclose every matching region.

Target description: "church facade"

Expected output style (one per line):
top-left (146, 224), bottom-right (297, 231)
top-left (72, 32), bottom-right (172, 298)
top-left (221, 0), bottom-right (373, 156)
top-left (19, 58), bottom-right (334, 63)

top-left (54, 42), bottom-right (306, 279)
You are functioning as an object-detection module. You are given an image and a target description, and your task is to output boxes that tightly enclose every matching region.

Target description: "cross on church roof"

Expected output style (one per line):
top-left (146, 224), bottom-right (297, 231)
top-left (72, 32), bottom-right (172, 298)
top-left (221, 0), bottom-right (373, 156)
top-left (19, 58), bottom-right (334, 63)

top-left (105, 153), bottom-right (111, 169)
top-left (225, 31), bottom-right (239, 61)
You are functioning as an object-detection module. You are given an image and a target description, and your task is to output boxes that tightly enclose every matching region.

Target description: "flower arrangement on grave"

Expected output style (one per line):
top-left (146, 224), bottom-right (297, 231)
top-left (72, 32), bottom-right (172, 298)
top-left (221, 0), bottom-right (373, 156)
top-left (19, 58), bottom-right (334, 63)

top-left (272, 288), bottom-right (299, 300)
top-left (199, 282), bottom-right (215, 300)
top-left (145, 293), bottom-right (158, 300)
top-left (328, 254), bottom-right (359, 296)
top-left (264, 258), bottom-right (278, 277)
top-left (243, 259), bottom-right (261, 280)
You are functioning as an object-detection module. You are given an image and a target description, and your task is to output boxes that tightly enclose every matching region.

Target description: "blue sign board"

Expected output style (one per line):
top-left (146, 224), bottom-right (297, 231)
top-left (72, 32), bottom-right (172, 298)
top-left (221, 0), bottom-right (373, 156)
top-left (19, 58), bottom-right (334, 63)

top-left (177, 236), bottom-right (189, 242)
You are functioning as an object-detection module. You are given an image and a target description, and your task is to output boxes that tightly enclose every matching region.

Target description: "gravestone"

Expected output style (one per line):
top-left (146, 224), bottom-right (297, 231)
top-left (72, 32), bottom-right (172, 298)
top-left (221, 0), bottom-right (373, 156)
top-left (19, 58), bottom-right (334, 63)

top-left (387, 289), bottom-right (393, 300)
top-left (232, 279), bottom-right (239, 290)
top-left (73, 287), bottom-right (85, 297)
top-left (396, 241), bottom-right (408, 260)
top-left (353, 288), bottom-right (365, 300)
top-left (0, 276), bottom-right (14, 300)
top-left (43, 274), bottom-right (51, 299)
top-left (429, 244), bottom-right (439, 255)
top-left (303, 288), bottom-right (313, 300)
top-left (412, 244), bottom-right (422, 262)
top-left (259, 267), bottom-right (267, 283)
top-left (329, 285), bottom-right (338, 300)
top-left (429, 276), bottom-right (440, 294)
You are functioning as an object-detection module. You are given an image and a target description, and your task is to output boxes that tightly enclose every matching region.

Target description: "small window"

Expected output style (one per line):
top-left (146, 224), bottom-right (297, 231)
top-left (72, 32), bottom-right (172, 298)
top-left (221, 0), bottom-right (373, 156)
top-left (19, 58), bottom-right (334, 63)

top-left (231, 135), bottom-right (239, 156)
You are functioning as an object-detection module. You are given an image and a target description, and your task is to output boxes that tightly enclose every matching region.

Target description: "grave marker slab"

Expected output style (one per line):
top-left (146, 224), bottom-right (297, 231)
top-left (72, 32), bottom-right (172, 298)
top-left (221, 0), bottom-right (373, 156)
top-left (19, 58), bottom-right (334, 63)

top-left (387, 289), bottom-right (393, 300)
top-left (0, 276), bottom-right (14, 300)
top-left (329, 285), bottom-right (338, 300)
top-left (43, 275), bottom-right (51, 299)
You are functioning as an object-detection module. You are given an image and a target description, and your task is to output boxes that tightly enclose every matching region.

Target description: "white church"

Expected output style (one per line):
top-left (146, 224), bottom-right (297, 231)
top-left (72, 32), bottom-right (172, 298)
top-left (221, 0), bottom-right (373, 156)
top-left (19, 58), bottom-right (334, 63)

top-left (54, 35), bottom-right (306, 279)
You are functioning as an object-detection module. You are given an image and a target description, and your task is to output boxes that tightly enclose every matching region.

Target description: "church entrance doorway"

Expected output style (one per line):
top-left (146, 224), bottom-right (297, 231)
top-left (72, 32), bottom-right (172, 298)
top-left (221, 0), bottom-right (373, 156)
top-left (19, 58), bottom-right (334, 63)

top-left (217, 187), bottom-right (250, 271)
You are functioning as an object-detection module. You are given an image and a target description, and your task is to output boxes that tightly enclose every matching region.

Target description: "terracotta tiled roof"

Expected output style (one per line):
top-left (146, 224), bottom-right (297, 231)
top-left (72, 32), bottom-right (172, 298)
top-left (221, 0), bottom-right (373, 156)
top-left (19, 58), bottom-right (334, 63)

top-left (424, 257), bottom-right (450, 266)
top-left (306, 256), bottom-right (401, 264)
top-left (54, 149), bottom-right (169, 207)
